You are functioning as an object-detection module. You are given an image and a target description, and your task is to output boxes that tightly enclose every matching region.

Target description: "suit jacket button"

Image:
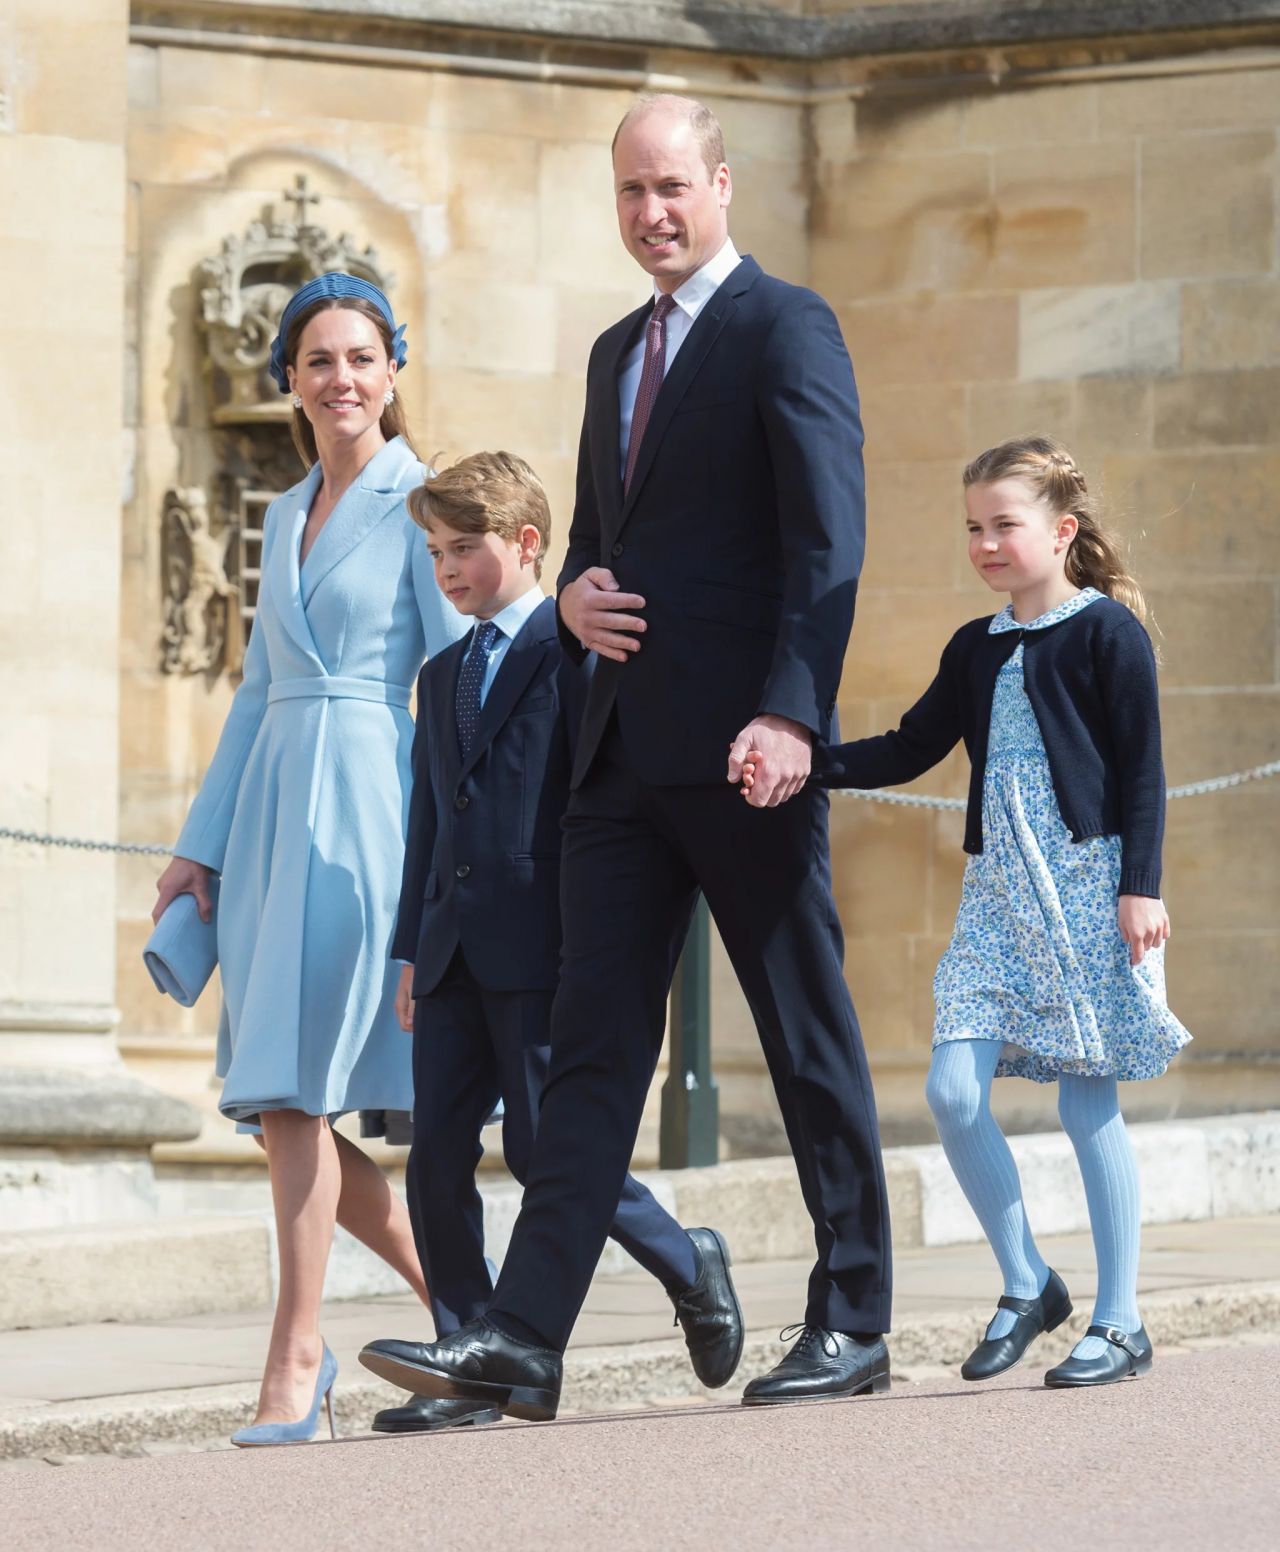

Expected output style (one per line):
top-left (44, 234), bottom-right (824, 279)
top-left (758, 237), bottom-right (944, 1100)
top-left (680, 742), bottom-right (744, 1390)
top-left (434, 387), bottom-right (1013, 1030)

top-left (455, 864), bottom-right (470, 879)
top-left (454, 794), bottom-right (469, 810)
top-left (611, 542), bottom-right (624, 558)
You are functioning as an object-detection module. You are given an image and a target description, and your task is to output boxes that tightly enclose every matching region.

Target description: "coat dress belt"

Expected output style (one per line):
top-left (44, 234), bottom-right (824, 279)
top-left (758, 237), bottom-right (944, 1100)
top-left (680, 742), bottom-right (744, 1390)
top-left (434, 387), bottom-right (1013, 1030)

top-left (266, 676), bottom-right (412, 710)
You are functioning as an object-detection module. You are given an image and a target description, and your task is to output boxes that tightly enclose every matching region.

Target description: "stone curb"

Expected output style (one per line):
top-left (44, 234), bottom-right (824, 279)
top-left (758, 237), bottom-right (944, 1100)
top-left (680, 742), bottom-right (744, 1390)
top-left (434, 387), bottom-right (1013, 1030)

top-left (4, 1111), bottom-right (1277, 1328)
top-left (2, 1280), bottom-right (1276, 1461)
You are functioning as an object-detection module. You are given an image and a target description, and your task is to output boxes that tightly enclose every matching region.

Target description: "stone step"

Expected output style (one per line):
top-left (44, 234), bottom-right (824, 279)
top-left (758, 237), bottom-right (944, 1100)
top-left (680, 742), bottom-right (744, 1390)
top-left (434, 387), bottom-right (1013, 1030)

top-left (0, 1218), bottom-right (271, 1332)
top-left (2, 1110), bottom-right (1276, 1331)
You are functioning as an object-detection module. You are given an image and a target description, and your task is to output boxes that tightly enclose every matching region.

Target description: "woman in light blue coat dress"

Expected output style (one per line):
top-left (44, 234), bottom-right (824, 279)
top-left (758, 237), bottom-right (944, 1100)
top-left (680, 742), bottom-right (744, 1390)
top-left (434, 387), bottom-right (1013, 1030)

top-left (153, 274), bottom-right (467, 1443)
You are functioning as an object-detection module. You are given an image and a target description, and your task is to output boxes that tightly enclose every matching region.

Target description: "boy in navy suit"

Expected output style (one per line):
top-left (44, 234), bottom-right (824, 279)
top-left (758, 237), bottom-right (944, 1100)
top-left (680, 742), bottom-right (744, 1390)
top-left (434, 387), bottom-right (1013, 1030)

top-left (369, 452), bottom-right (742, 1433)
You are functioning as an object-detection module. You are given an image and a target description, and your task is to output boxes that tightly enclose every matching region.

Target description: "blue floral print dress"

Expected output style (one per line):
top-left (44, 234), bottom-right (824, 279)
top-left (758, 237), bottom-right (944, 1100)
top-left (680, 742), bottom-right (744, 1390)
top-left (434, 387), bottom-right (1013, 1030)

top-left (933, 589), bottom-right (1192, 1083)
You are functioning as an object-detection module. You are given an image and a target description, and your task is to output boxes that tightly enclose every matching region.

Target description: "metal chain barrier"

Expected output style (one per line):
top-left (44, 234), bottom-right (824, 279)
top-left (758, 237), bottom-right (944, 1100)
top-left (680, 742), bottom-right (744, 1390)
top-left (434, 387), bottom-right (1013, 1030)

top-left (0, 828), bottom-right (173, 857)
top-left (2, 759), bottom-right (1278, 854)
top-left (832, 757), bottom-right (1280, 812)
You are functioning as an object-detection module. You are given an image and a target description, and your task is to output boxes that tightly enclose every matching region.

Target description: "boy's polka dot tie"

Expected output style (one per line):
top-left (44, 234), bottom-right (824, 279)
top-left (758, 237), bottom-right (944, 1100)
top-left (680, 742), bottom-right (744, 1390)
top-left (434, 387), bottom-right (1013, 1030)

top-left (455, 620), bottom-right (499, 759)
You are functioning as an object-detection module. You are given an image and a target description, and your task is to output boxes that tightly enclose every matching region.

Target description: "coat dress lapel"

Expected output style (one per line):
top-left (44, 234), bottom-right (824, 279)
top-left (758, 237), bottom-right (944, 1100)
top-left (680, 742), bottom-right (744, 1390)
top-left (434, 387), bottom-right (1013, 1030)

top-left (267, 461), bottom-right (325, 662)
top-left (300, 436), bottom-right (420, 608)
top-left (459, 599), bottom-right (558, 782)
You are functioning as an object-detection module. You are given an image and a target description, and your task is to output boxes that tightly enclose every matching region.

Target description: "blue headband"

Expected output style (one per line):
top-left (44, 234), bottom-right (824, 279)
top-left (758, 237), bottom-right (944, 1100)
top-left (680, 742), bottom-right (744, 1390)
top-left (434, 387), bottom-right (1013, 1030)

top-left (267, 272), bottom-right (407, 393)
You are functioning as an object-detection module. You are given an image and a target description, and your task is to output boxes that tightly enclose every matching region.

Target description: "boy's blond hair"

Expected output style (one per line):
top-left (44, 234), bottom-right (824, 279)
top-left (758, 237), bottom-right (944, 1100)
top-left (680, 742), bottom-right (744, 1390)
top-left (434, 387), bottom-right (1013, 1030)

top-left (408, 451), bottom-right (551, 579)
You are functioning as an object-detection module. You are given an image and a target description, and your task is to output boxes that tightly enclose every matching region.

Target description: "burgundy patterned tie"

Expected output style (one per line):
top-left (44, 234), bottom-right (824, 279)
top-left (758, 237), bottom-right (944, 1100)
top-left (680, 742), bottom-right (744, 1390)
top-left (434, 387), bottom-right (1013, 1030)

top-left (624, 294), bottom-right (677, 495)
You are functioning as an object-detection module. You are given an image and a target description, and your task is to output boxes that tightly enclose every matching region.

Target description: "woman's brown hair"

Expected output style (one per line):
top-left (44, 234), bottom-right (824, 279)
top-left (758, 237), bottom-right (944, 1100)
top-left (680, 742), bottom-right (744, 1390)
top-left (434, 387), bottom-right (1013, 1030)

top-left (282, 297), bottom-right (421, 468)
top-left (963, 434), bottom-right (1149, 623)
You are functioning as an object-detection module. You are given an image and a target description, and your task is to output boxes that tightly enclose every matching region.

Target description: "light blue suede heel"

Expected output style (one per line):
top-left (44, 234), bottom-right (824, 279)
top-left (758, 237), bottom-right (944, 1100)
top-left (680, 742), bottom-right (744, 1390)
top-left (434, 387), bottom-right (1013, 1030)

top-left (231, 1344), bottom-right (338, 1447)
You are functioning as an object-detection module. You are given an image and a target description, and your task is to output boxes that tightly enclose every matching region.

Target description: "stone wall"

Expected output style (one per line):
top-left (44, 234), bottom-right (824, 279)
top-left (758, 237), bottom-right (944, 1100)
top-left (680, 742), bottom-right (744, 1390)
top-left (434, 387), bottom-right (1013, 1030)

top-left (0, 1), bottom-right (130, 1067)
top-left (811, 56), bottom-right (1280, 1128)
top-left (112, 6), bottom-right (1280, 1150)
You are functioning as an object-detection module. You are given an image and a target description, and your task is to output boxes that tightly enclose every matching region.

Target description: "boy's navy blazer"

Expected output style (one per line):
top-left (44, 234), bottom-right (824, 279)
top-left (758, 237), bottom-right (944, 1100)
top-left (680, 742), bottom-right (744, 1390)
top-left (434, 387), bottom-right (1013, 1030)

top-left (558, 253), bottom-right (865, 788)
top-left (392, 596), bottom-right (585, 996)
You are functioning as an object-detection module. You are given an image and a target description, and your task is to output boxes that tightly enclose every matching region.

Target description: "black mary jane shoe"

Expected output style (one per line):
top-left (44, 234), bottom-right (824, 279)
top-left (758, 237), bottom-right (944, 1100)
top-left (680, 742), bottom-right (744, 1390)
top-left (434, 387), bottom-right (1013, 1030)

top-left (961, 1269), bottom-right (1073, 1382)
top-left (371, 1395), bottom-right (503, 1434)
top-left (1044, 1324), bottom-right (1153, 1388)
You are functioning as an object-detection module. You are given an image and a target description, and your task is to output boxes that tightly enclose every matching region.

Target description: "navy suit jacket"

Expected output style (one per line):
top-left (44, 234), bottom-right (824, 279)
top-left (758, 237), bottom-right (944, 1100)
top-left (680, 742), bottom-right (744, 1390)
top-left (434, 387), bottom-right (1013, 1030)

top-left (557, 254), bottom-right (865, 788)
top-left (392, 596), bottom-right (587, 996)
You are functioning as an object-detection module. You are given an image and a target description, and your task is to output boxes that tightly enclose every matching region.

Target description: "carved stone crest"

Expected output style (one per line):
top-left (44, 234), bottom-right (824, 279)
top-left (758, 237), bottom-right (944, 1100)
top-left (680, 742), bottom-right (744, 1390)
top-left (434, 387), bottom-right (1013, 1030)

top-left (198, 175), bottom-right (394, 424)
top-left (161, 487), bottom-right (237, 676)
top-left (163, 176), bottom-right (397, 677)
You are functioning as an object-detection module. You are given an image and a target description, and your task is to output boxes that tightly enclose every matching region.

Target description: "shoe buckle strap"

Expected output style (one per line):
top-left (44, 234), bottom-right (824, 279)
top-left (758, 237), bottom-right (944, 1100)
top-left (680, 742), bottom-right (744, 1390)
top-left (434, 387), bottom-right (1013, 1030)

top-left (996, 1294), bottom-right (1036, 1316)
top-left (1087, 1324), bottom-right (1143, 1358)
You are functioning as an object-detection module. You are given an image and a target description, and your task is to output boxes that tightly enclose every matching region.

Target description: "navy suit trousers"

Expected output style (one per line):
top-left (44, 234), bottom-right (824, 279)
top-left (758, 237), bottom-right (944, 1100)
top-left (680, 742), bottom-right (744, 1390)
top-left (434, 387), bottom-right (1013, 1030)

top-left (489, 722), bottom-right (894, 1350)
top-left (406, 948), bottom-right (696, 1337)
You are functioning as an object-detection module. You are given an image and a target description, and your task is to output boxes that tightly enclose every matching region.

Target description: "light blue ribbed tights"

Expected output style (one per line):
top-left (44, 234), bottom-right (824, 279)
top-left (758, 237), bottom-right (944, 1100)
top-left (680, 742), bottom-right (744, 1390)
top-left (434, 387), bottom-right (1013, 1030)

top-left (926, 1039), bottom-right (1141, 1360)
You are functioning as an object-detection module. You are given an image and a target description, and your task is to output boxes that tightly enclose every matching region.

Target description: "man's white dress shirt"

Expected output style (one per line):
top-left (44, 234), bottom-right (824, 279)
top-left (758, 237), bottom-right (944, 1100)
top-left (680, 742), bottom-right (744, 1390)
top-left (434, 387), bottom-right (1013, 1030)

top-left (617, 238), bottom-right (742, 480)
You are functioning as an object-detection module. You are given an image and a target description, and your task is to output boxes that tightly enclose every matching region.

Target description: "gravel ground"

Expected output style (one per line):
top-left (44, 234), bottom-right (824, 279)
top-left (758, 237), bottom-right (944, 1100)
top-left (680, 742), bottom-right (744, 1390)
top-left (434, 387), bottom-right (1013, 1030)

top-left (3, 1342), bottom-right (1276, 1551)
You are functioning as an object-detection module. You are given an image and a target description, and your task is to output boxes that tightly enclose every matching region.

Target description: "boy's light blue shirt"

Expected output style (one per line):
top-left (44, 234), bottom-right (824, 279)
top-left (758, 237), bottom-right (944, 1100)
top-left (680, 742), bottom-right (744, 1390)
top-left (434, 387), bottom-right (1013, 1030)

top-left (477, 583), bottom-right (545, 705)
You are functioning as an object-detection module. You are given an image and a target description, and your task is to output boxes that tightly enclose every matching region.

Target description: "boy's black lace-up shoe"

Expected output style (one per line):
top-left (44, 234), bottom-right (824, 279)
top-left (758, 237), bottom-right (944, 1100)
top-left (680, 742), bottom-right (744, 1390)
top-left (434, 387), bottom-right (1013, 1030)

top-left (371, 1396), bottom-right (503, 1433)
top-left (669, 1227), bottom-right (745, 1389)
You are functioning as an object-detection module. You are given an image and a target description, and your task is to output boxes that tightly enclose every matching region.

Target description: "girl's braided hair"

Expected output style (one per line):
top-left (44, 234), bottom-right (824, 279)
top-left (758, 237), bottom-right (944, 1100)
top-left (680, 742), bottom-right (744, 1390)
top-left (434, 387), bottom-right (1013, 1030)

top-left (962, 435), bottom-right (1148, 623)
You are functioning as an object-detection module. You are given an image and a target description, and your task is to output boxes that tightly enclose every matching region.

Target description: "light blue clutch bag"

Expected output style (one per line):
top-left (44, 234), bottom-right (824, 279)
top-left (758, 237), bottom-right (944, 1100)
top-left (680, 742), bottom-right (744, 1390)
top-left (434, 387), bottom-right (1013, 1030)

top-left (143, 879), bottom-right (220, 1007)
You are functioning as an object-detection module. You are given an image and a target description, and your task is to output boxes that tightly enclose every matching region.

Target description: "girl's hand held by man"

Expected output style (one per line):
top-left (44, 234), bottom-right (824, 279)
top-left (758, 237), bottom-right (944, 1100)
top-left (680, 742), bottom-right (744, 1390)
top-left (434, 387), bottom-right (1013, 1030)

top-left (1118, 894), bottom-right (1170, 966)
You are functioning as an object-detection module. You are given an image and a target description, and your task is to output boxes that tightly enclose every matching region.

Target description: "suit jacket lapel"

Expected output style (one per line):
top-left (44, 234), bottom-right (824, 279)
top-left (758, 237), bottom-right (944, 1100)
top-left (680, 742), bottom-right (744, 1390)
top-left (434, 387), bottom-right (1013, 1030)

top-left (301, 437), bottom-right (418, 607)
top-left (594, 305), bottom-right (649, 549)
top-left (430, 633), bottom-right (468, 793)
top-left (459, 599), bottom-right (557, 781)
top-left (620, 292), bottom-right (738, 525)
top-left (617, 257), bottom-right (761, 528)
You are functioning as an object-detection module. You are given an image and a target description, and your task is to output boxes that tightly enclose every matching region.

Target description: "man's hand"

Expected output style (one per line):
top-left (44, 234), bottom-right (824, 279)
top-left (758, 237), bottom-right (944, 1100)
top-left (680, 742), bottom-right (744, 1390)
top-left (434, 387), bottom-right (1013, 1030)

top-left (728, 716), bottom-right (812, 808)
top-left (559, 568), bottom-right (646, 664)
top-left (1118, 895), bottom-right (1170, 966)
top-left (153, 855), bottom-right (214, 925)
top-left (395, 962), bottom-right (415, 1032)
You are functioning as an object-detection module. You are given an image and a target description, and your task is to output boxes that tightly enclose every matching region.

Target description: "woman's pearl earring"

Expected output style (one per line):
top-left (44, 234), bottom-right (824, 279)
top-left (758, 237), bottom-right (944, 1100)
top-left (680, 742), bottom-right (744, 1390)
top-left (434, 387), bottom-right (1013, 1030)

top-left (384, 388), bottom-right (395, 406)
top-left (291, 393), bottom-right (303, 410)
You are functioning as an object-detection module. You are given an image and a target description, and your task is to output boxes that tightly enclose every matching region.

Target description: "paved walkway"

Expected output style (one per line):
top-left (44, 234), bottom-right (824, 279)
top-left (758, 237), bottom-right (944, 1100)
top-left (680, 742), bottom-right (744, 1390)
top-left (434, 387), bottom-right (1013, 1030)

top-left (3, 1343), bottom-right (1277, 1550)
top-left (0, 1215), bottom-right (1275, 1454)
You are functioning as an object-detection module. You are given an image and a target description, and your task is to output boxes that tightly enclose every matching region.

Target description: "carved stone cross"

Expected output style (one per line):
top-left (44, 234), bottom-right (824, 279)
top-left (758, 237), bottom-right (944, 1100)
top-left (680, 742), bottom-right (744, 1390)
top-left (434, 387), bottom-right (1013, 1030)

top-left (281, 174), bottom-right (319, 229)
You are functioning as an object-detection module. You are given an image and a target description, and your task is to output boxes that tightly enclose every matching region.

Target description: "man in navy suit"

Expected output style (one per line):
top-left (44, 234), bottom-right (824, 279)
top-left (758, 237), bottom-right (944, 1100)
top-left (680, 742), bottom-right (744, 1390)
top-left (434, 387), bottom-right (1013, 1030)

top-left (363, 95), bottom-right (892, 1417)
top-left (368, 451), bottom-right (743, 1433)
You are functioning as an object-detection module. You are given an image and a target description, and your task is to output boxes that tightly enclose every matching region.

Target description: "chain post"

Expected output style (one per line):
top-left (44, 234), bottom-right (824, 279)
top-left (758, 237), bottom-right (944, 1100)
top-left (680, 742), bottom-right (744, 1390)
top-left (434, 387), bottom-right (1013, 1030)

top-left (660, 894), bottom-right (719, 1169)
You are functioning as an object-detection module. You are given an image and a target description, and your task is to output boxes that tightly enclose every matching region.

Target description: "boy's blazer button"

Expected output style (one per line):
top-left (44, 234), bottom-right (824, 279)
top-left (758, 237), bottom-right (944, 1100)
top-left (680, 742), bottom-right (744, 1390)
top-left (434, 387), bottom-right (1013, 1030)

top-left (611, 542), bottom-right (624, 558)
top-left (454, 794), bottom-right (469, 810)
top-left (455, 864), bottom-right (471, 879)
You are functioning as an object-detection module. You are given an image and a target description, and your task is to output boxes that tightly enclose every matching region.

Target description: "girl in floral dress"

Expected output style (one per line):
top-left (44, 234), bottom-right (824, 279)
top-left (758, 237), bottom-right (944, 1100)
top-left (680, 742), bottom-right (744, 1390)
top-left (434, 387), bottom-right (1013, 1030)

top-left (745, 434), bottom-right (1190, 1387)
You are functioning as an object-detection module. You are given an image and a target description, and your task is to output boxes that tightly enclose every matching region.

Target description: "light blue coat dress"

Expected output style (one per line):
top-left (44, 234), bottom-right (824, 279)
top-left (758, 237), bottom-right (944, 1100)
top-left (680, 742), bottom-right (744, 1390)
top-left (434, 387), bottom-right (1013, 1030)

top-left (175, 437), bottom-right (468, 1124)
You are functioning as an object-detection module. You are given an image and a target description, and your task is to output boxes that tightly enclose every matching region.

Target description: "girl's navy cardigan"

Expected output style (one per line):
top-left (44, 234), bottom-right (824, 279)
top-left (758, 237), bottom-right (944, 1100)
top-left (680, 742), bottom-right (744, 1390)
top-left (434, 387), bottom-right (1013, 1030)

top-left (815, 596), bottom-right (1165, 898)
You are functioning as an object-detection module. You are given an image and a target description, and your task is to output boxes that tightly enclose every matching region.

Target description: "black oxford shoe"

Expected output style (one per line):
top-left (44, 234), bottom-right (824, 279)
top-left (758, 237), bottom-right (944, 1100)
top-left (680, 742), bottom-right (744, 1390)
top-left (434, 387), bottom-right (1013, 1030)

top-left (359, 1320), bottom-right (562, 1422)
top-left (741, 1325), bottom-right (890, 1406)
top-left (670, 1228), bottom-right (745, 1389)
top-left (961, 1269), bottom-right (1073, 1382)
top-left (1044, 1324), bottom-right (1153, 1388)
top-left (371, 1395), bottom-right (503, 1434)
